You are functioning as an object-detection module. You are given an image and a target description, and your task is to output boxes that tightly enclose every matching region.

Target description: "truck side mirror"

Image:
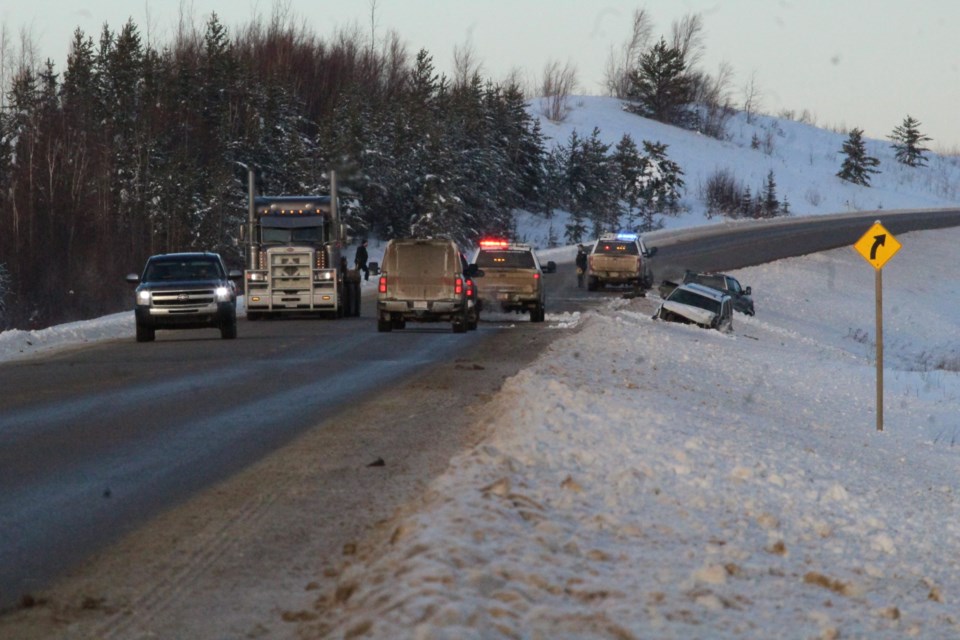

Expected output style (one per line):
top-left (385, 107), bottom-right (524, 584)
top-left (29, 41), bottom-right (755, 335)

top-left (543, 261), bottom-right (557, 273)
top-left (744, 286), bottom-right (752, 295)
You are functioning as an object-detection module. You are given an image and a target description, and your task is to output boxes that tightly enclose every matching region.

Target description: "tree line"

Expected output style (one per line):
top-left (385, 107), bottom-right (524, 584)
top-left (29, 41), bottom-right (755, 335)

top-left (0, 13), bottom-right (695, 330)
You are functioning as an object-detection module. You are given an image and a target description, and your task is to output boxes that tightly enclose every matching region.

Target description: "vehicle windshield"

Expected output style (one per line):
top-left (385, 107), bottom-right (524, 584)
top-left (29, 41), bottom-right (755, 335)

top-left (475, 250), bottom-right (536, 269)
top-left (260, 226), bottom-right (326, 244)
top-left (144, 258), bottom-right (223, 281)
top-left (593, 241), bottom-right (638, 255)
top-left (668, 288), bottom-right (720, 313)
top-left (693, 275), bottom-right (725, 290)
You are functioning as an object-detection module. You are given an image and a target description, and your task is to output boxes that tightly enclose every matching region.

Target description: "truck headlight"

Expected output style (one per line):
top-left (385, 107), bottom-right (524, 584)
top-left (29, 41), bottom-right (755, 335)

top-left (247, 272), bottom-right (266, 282)
top-left (215, 286), bottom-right (231, 302)
top-left (314, 269), bottom-right (335, 282)
top-left (137, 290), bottom-right (151, 305)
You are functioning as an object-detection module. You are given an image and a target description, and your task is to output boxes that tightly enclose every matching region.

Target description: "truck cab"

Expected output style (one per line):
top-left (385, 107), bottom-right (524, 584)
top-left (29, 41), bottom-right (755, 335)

top-left (586, 232), bottom-right (656, 292)
top-left (471, 238), bottom-right (552, 323)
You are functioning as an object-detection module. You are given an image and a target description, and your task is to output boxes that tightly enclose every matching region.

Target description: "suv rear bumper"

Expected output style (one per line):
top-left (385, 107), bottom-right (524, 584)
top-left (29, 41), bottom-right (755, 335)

top-left (378, 299), bottom-right (465, 320)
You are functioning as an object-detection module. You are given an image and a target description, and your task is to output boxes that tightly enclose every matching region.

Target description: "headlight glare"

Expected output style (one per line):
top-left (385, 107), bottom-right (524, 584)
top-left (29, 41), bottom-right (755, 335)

top-left (215, 286), bottom-right (231, 301)
top-left (137, 290), bottom-right (151, 305)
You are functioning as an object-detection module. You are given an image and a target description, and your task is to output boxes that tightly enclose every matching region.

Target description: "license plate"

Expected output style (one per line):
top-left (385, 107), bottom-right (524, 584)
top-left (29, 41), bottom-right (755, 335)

top-left (414, 300), bottom-right (428, 310)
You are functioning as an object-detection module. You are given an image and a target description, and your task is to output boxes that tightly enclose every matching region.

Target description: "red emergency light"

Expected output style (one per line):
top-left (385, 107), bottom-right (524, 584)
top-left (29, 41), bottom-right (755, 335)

top-left (479, 238), bottom-right (510, 249)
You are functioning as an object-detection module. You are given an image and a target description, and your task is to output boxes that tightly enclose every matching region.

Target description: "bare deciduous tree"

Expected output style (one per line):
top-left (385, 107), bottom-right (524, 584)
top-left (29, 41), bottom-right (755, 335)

top-left (742, 70), bottom-right (762, 123)
top-left (368, 0), bottom-right (380, 51)
top-left (540, 59), bottom-right (578, 122)
top-left (670, 13), bottom-right (705, 70)
top-left (452, 38), bottom-right (481, 88)
top-left (602, 8), bottom-right (653, 98)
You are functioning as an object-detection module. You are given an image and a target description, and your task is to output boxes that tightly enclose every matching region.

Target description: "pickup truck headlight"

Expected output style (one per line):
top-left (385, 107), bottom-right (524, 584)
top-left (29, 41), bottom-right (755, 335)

top-left (215, 286), bottom-right (232, 302)
top-left (137, 290), bottom-right (151, 305)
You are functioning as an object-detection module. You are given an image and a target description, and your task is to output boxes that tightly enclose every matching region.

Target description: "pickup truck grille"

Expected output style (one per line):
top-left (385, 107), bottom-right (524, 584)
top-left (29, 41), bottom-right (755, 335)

top-left (151, 289), bottom-right (217, 308)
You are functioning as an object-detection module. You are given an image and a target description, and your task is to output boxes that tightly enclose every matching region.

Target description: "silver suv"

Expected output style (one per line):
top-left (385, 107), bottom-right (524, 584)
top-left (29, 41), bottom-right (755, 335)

top-left (126, 252), bottom-right (241, 342)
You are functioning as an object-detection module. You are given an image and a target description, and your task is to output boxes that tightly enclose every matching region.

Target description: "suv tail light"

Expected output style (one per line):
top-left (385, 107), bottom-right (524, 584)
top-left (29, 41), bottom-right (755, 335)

top-left (378, 275), bottom-right (387, 293)
top-left (454, 277), bottom-right (463, 295)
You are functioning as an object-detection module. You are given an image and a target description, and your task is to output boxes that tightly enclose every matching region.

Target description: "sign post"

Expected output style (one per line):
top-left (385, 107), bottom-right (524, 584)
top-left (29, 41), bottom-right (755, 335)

top-left (853, 221), bottom-right (901, 431)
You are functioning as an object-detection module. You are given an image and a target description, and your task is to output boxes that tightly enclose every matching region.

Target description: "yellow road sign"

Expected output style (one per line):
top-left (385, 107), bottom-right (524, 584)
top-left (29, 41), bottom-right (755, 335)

top-left (854, 221), bottom-right (901, 269)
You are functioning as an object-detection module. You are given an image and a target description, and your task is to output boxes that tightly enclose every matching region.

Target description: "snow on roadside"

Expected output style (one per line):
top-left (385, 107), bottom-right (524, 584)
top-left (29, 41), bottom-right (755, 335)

top-left (308, 229), bottom-right (960, 639)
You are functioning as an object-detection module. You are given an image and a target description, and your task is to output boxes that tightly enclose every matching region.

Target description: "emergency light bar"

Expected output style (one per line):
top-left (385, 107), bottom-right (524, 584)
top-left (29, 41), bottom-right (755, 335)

top-left (615, 232), bottom-right (638, 242)
top-left (479, 238), bottom-right (510, 249)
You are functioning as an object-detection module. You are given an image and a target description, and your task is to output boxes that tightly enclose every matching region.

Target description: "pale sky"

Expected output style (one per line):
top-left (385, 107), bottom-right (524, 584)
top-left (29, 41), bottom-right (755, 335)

top-left (4, 1), bottom-right (960, 150)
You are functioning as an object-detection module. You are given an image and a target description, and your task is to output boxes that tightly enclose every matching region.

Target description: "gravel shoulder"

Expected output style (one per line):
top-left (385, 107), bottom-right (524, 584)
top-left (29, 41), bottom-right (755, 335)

top-left (0, 320), bottom-right (570, 639)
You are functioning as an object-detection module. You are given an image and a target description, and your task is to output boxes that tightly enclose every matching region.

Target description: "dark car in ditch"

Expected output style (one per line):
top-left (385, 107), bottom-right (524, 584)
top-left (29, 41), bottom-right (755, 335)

top-left (658, 270), bottom-right (754, 315)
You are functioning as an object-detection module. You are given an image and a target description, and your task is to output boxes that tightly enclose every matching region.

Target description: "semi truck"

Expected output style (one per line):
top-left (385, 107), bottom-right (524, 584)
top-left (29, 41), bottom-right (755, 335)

top-left (240, 170), bottom-right (360, 319)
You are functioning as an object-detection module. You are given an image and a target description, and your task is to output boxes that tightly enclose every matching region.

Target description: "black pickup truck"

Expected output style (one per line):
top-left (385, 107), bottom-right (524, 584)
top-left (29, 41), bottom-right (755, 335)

top-left (658, 270), bottom-right (755, 315)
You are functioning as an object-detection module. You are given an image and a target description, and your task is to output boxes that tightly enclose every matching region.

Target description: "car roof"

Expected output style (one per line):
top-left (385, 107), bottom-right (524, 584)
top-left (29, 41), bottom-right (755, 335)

top-left (677, 282), bottom-right (730, 302)
top-left (148, 252), bottom-right (221, 261)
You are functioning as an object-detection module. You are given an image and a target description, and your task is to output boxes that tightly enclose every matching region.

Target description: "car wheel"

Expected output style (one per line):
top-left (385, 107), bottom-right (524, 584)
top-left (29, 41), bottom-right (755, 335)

top-left (352, 281), bottom-right (362, 316)
top-left (468, 313), bottom-right (478, 331)
top-left (452, 310), bottom-right (468, 333)
top-left (391, 316), bottom-right (406, 330)
top-left (135, 322), bottom-right (155, 343)
top-left (587, 277), bottom-right (598, 291)
top-left (220, 315), bottom-right (238, 339)
top-left (377, 316), bottom-right (393, 332)
top-left (530, 304), bottom-right (545, 323)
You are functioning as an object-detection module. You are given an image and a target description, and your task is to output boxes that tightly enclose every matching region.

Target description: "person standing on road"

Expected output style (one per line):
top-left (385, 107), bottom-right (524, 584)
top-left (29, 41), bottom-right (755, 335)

top-left (355, 240), bottom-right (369, 281)
top-left (575, 244), bottom-right (588, 288)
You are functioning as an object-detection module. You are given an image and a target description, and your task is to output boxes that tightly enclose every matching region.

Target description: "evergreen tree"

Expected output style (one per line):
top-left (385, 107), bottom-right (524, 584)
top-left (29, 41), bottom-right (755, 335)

top-left (624, 38), bottom-right (694, 126)
top-left (889, 115), bottom-right (931, 167)
top-left (837, 128), bottom-right (880, 186)
top-left (761, 170), bottom-right (779, 218)
top-left (612, 134), bottom-right (644, 226)
top-left (637, 140), bottom-right (684, 218)
top-left (738, 185), bottom-right (752, 218)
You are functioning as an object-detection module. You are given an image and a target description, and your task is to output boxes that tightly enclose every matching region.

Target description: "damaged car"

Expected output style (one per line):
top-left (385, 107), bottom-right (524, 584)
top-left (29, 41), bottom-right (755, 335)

top-left (658, 270), bottom-right (754, 315)
top-left (654, 282), bottom-right (734, 332)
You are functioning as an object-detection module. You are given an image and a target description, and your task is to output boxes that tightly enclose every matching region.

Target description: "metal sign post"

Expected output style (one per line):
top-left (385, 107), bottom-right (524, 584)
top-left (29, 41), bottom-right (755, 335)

top-left (853, 221), bottom-right (901, 431)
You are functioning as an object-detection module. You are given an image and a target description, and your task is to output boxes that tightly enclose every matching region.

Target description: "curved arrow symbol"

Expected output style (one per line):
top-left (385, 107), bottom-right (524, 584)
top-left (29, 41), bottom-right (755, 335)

top-left (870, 234), bottom-right (886, 260)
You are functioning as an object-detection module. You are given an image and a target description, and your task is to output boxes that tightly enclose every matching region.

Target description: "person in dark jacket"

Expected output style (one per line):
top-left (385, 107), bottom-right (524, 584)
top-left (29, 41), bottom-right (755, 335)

top-left (354, 240), bottom-right (369, 281)
top-left (575, 244), bottom-right (588, 288)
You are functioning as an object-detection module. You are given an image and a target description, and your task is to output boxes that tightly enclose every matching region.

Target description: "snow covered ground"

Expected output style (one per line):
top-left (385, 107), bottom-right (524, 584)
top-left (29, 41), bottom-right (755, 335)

top-left (301, 226), bottom-right (960, 639)
top-left (4, 98), bottom-right (960, 638)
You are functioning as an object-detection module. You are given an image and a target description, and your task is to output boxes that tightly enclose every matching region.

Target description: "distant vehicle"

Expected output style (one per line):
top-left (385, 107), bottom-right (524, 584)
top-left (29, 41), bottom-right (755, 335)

top-left (471, 238), bottom-right (554, 322)
top-left (586, 232), bottom-right (656, 292)
top-left (658, 271), bottom-right (755, 315)
top-left (126, 252), bottom-right (242, 342)
top-left (240, 170), bottom-right (360, 320)
top-left (654, 282), bottom-right (734, 331)
top-left (376, 238), bottom-right (476, 333)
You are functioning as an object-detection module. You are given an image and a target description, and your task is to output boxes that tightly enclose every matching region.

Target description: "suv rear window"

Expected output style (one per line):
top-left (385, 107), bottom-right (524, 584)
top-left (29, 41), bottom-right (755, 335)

top-left (593, 241), bottom-right (639, 255)
top-left (475, 250), bottom-right (536, 269)
top-left (388, 242), bottom-right (456, 275)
